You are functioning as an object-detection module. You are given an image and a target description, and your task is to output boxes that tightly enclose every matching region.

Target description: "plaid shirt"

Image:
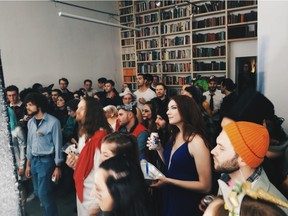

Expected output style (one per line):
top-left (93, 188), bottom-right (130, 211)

top-left (221, 166), bottom-right (263, 184)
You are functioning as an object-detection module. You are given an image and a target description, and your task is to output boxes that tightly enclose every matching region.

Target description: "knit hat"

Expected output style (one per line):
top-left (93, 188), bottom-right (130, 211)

top-left (223, 121), bottom-right (269, 168)
top-left (157, 107), bottom-right (168, 123)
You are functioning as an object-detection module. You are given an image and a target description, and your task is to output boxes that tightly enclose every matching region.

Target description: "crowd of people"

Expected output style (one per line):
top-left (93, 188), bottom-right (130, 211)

top-left (5, 73), bottom-right (288, 216)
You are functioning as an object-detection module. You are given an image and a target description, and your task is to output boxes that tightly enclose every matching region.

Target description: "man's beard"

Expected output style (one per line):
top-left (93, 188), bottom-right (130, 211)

top-left (214, 154), bottom-right (240, 174)
top-left (28, 108), bottom-right (39, 117)
top-left (121, 120), bottom-right (129, 128)
top-left (209, 87), bottom-right (216, 92)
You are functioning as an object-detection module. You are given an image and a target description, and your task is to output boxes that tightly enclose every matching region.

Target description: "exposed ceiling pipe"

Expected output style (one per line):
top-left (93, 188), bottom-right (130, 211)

top-left (59, 12), bottom-right (141, 32)
top-left (53, 0), bottom-right (119, 16)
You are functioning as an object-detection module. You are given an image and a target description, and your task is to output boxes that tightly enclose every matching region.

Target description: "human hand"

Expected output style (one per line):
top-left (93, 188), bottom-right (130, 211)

top-left (52, 167), bottom-right (62, 183)
top-left (66, 153), bottom-right (78, 169)
top-left (199, 195), bottom-right (215, 212)
top-left (94, 95), bottom-right (100, 100)
top-left (150, 175), bottom-right (167, 187)
top-left (18, 167), bottom-right (25, 176)
top-left (25, 165), bottom-right (32, 179)
top-left (146, 137), bottom-right (162, 151)
top-left (139, 97), bottom-right (146, 104)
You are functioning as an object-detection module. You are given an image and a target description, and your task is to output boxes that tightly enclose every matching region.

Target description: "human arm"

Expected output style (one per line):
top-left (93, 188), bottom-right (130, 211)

top-left (52, 119), bottom-right (64, 166)
top-left (152, 135), bottom-right (212, 193)
top-left (14, 126), bottom-right (27, 175)
top-left (51, 119), bottom-right (63, 181)
top-left (137, 131), bottom-right (149, 159)
top-left (202, 101), bottom-right (212, 116)
top-left (25, 121), bottom-right (32, 178)
top-left (70, 138), bottom-right (78, 147)
top-left (25, 160), bottom-right (32, 178)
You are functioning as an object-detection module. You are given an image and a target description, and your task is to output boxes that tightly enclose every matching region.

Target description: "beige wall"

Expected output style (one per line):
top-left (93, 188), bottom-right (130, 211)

top-left (258, 0), bottom-right (288, 133)
top-left (0, 1), bottom-right (122, 92)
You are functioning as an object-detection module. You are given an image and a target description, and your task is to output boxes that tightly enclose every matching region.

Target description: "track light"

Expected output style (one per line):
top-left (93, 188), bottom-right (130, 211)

top-left (156, 0), bottom-right (161, 7)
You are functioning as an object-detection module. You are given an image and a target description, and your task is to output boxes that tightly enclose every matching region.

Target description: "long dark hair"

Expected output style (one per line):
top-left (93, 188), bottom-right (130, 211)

top-left (99, 156), bottom-right (149, 216)
top-left (169, 95), bottom-right (209, 148)
top-left (79, 97), bottom-right (112, 138)
top-left (142, 100), bottom-right (158, 133)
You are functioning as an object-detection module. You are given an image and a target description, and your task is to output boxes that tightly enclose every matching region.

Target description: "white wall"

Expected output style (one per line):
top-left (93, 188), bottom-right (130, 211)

top-left (0, 1), bottom-right (122, 92)
top-left (258, 1), bottom-right (288, 133)
top-left (228, 40), bottom-right (257, 81)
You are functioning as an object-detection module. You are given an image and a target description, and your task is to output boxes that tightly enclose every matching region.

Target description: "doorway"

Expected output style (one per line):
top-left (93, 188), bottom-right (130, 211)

top-left (235, 56), bottom-right (257, 94)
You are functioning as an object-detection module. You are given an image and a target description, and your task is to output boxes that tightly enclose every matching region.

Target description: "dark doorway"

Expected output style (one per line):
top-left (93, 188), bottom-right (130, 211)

top-left (235, 56), bottom-right (257, 94)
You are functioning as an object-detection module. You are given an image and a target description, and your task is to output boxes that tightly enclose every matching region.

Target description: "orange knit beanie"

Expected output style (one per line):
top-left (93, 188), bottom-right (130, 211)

top-left (223, 121), bottom-right (269, 168)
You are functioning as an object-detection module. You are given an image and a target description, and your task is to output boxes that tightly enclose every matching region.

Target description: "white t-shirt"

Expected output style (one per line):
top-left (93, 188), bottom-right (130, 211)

top-left (134, 88), bottom-right (156, 109)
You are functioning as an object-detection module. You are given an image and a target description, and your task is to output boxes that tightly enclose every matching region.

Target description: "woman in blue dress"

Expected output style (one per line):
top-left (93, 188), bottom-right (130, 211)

top-left (149, 95), bottom-right (212, 216)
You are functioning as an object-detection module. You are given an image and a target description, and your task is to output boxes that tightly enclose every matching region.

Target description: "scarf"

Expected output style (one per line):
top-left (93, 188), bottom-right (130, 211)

top-left (74, 130), bottom-right (108, 202)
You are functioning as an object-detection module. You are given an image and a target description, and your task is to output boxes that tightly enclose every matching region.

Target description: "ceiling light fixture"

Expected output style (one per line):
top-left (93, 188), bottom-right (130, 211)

top-left (155, 1), bottom-right (161, 7)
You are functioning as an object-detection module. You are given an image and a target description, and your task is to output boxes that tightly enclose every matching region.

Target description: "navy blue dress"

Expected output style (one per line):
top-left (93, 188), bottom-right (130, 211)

top-left (163, 141), bottom-right (202, 216)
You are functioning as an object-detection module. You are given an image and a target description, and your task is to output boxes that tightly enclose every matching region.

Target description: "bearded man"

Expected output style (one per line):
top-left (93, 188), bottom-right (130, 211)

top-left (24, 93), bottom-right (63, 216)
top-left (211, 121), bottom-right (288, 214)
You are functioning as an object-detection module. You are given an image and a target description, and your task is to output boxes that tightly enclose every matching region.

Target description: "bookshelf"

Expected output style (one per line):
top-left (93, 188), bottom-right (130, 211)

top-left (119, 0), bottom-right (137, 90)
top-left (118, 0), bottom-right (257, 94)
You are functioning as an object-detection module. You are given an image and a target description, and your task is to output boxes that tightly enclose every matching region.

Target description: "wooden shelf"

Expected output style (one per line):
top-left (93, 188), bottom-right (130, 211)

top-left (227, 4), bottom-right (257, 12)
top-left (161, 30), bottom-right (191, 37)
top-left (162, 71), bottom-right (191, 74)
top-left (228, 37), bottom-right (257, 42)
top-left (118, 5), bottom-right (133, 10)
top-left (136, 21), bottom-right (159, 27)
top-left (136, 47), bottom-right (160, 52)
top-left (136, 35), bottom-right (159, 40)
top-left (162, 58), bottom-right (191, 62)
top-left (193, 70), bottom-right (226, 73)
top-left (119, 13), bottom-right (134, 17)
top-left (160, 16), bottom-right (190, 24)
top-left (135, 8), bottom-right (159, 15)
top-left (193, 25), bottom-right (226, 32)
top-left (137, 60), bottom-right (161, 63)
top-left (119, 0), bottom-right (257, 96)
top-left (192, 40), bottom-right (226, 46)
top-left (161, 44), bottom-right (191, 49)
top-left (228, 20), bottom-right (257, 27)
top-left (193, 56), bottom-right (226, 60)
top-left (193, 9), bottom-right (226, 18)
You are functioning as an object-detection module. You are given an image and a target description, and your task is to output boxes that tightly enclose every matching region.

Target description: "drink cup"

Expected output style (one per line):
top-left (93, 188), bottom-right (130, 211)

top-left (150, 132), bottom-right (159, 150)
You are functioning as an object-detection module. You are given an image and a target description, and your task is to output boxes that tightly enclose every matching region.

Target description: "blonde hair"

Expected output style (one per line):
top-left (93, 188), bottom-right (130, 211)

top-left (103, 105), bottom-right (118, 117)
